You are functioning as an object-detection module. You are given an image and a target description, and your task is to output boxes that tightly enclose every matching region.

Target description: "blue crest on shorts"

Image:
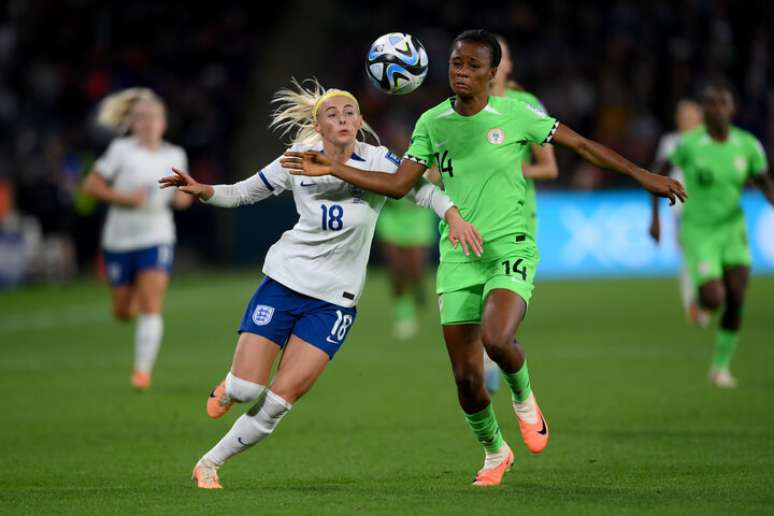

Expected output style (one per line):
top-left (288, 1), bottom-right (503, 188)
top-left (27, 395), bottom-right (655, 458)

top-left (251, 305), bottom-right (275, 326)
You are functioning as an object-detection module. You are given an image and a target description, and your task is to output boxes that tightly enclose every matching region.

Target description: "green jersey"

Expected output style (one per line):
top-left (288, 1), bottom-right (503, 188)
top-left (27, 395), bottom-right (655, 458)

top-left (405, 96), bottom-right (558, 262)
top-left (504, 88), bottom-right (547, 234)
top-left (670, 126), bottom-right (768, 228)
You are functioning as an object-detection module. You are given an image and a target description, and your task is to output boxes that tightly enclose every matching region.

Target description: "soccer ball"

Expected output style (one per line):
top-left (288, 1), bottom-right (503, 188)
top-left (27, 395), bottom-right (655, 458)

top-left (365, 33), bottom-right (428, 95)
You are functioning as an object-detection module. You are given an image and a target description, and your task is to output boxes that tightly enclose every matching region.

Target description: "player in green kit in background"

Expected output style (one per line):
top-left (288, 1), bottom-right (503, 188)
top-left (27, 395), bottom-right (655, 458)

top-left (283, 29), bottom-right (685, 486)
top-left (650, 81), bottom-right (774, 388)
top-left (376, 195), bottom-right (436, 339)
top-left (481, 34), bottom-right (558, 394)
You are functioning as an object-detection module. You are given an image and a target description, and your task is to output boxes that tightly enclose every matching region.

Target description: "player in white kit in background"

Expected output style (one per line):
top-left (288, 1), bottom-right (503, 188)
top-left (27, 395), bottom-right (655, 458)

top-left (160, 79), bottom-right (482, 489)
top-left (648, 100), bottom-right (705, 325)
top-left (82, 88), bottom-right (193, 390)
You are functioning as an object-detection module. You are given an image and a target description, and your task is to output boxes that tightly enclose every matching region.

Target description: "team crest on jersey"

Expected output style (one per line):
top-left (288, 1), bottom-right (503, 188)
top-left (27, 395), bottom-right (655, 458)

top-left (488, 128), bottom-right (505, 145)
top-left (251, 305), bottom-right (275, 326)
top-left (734, 156), bottom-right (747, 174)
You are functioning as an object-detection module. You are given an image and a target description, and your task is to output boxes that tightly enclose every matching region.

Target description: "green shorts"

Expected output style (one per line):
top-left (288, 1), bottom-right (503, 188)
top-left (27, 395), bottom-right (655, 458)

top-left (377, 199), bottom-right (436, 247)
top-left (436, 235), bottom-right (539, 325)
top-left (680, 220), bottom-right (751, 287)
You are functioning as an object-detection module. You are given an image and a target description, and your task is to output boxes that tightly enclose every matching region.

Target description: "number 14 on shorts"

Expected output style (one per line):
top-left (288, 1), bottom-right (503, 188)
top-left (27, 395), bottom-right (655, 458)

top-left (502, 258), bottom-right (527, 280)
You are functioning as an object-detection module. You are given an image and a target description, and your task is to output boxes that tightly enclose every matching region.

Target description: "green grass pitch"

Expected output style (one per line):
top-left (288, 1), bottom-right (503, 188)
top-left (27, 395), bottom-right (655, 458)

top-left (1, 270), bottom-right (773, 515)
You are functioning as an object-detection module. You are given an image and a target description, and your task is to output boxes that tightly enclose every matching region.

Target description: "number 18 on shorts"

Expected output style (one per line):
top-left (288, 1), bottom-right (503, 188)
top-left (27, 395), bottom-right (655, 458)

top-left (238, 277), bottom-right (357, 359)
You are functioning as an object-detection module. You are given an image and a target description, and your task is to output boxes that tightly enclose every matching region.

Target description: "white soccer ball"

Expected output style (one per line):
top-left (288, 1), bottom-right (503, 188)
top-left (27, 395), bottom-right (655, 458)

top-left (365, 32), bottom-right (429, 95)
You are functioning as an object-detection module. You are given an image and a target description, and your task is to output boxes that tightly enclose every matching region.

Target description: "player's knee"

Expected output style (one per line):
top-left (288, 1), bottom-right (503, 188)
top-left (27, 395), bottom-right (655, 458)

top-left (226, 372), bottom-right (265, 403)
top-left (480, 329), bottom-right (512, 361)
top-left (699, 288), bottom-right (724, 311)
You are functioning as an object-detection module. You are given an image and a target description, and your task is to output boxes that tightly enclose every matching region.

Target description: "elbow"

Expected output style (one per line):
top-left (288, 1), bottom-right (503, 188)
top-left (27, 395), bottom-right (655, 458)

top-left (390, 179), bottom-right (415, 199)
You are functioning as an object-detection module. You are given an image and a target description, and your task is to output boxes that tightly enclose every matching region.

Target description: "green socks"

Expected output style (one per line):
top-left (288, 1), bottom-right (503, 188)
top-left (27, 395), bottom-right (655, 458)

top-left (394, 294), bottom-right (416, 322)
top-left (464, 404), bottom-right (505, 453)
top-left (712, 329), bottom-right (738, 370)
top-left (503, 360), bottom-right (532, 403)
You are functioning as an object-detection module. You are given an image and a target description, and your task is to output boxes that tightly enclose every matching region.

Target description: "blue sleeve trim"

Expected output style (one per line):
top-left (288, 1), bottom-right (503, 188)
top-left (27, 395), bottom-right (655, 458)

top-left (258, 171), bottom-right (274, 192)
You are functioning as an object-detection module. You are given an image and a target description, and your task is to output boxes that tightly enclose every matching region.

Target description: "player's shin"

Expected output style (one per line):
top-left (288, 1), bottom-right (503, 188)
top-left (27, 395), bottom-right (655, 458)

top-left (203, 390), bottom-right (292, 465)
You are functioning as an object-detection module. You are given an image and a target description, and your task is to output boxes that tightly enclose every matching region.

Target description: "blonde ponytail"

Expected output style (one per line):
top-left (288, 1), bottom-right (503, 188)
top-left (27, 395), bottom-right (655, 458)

top-left (269, 78), bottom-right (379, 145)
top-left (96, 87), bottom-right (161, 134)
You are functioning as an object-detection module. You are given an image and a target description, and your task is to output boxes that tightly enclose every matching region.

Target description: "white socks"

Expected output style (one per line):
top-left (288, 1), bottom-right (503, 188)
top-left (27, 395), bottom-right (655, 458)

top-left (204, 390), bottom-right (292, 466)
top-left (134, 313), bottom-right (163, 374)
top-left (513, 392), bottom-right (538, 425)
top-left (482, 443), bottom-right (511, 470)
top-left (225, 372), bottom-right (265, 403)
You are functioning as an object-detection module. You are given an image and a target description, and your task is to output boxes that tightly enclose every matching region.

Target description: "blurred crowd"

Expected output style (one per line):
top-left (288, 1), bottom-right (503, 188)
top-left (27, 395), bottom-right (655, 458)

top-left (0, 1), bottom-right (269, 284)
top-left (1, 0), bottom-right (772, 285)
top-left (331, 0), bottom-right (773, 189)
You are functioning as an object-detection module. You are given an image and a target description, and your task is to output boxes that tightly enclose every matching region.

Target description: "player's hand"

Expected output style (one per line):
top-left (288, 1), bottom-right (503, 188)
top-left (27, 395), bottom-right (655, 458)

top-left (648, 218), bottom-right (660, 244)
top-left (445, 207), bottom-right (483, 257)
top-left (636, 170), bottom-right (687, 205)
top-left (281, 151), bottom-right (334, 177)
top-left (159, 168), bottom-right (212, 201)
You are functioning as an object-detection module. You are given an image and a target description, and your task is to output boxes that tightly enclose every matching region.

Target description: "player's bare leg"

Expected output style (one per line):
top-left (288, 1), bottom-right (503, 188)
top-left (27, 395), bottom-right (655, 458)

top-left (194, 336), bottom-right (329, 489)
top-left (481, 289), bottom-right (548, 454)
top-left (442, 324), bottom-right (512, 485)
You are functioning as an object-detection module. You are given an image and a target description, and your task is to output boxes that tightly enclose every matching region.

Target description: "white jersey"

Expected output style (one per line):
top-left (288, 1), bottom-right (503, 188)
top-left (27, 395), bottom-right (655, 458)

top-left (204, 141), bottom-right (454, 307)
top-left (653, 131), bottom-right (685, 216)
top-left (95, 136), bottom-right (188, 251)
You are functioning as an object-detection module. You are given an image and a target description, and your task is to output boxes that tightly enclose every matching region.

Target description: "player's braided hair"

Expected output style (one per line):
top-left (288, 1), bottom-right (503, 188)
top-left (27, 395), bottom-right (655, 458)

top-left (96, 87), bottom-right (164, 134)
top-left (270, 77), bottom-right (379, 145)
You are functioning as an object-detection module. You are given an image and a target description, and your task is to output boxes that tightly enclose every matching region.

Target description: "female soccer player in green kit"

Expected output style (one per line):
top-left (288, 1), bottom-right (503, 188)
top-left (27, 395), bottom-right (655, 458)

top-left (283, 29), bottom-right (686, 486)
top-left (650, 81), bottom-right (774, 388)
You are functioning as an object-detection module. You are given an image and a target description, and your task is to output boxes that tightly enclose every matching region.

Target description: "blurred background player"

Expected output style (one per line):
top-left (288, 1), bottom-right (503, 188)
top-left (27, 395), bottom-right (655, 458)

top-left (284, 29), bottom-right (686, 487)
top-left (81, 88), bottom-right (192, 390)
top-left (482, 34), bottom-right (559, 395)
top-left (650, 100), bottom-right (705, 325)
top-left (161, 79), bottom-right (478, 489)
top-left (650, 81), bottom-right (774, 388)
top-left (376, 196), bottom-right (436, 339)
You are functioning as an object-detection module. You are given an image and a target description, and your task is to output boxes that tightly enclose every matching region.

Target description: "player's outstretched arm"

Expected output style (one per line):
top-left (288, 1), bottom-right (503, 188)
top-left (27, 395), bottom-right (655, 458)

top-left (281, 151), bottom-right (426, 199)
top-left (159, 168), bottom-right (214, 201)
top-left (552, 124), bottom-right (687, 205)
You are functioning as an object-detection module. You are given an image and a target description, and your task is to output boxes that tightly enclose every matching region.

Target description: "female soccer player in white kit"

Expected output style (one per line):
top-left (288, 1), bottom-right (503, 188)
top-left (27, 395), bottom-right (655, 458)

top-left (82, 88), bottom-right (192, 390)
top-left (160, 79), bottom-right (481, 489)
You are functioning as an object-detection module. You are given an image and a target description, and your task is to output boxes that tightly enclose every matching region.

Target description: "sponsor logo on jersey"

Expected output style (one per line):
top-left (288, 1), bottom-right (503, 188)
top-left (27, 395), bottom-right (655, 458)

top-left (349, 184), bottom-right (364, 204)
top-left (251, 305), bottom-right (275, 326)
top-left (385, 150), bottom-right (401, 166)
top-left (525, 103), bottom-right (548, 118)
top-left (488, 128), bottom-right (505, 145)
top-left (735, 156), bottom-right (747, 174)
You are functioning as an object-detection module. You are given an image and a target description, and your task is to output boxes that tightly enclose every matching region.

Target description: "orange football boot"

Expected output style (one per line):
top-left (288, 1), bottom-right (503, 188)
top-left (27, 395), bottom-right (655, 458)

top-left (192, 458), bottom-right (222, 489)
top-left (131, 370), bottom-right (151, 391)
top-left (207, 380), bottom-right (234, 419)
top-left (472, 445), bottom-right (514, 486)
top-left (514, 392), bottom-right (549, 454)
